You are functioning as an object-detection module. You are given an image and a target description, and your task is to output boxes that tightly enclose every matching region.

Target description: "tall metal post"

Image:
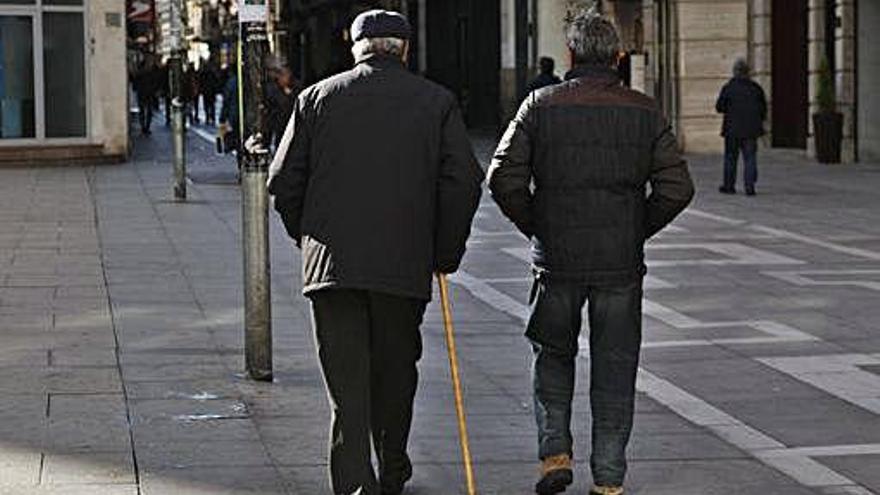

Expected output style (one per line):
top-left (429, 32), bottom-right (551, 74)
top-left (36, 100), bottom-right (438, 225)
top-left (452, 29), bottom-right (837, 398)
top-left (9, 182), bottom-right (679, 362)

top-left (515, 0), bottom-right (529, 100)
top-left (238, 0), bottom-right (273, 381)
top-left (169, 0), bottom-right (186, 201)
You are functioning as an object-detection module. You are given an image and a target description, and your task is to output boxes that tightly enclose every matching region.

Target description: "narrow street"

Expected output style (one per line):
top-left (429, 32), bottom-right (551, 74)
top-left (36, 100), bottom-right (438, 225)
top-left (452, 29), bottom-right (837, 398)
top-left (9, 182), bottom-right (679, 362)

top-left (0, 123), bottom-right (878, 494)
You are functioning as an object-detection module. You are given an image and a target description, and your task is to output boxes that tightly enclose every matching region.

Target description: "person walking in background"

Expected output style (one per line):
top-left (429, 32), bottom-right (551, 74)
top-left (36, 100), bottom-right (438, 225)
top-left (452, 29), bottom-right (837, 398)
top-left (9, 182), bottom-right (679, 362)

top-left (219, 71), bottom-right (240, 159)
top-left (268, 10), bottom-right (483, 495)
top-left (132, 53), bottom-right (161, 136)
top-left (265, 64), bottom-right (299, 148)
top-left (526, 56), bottom-right (562, 95)
top-left (716, 58), bottom-right (767, 196)
top-left (199, 57), bottom-right (222, 125)
top-left (184, 63), bottom-right (200, 125)
top-left (488, 9), bottom-right (694, 495)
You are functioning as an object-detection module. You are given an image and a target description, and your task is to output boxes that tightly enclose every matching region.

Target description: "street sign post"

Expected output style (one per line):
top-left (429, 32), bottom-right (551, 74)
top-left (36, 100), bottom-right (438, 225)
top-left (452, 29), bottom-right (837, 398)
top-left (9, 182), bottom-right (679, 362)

top-left (238, 0), bottom-right (273, 382)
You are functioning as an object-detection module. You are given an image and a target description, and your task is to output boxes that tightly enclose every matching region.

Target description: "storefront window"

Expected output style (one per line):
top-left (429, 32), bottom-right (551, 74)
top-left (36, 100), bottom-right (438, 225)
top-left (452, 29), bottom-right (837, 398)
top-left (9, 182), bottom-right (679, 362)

top-left (0, 1), bottom-right (86, 142)
top-left (43, 12), bottom-right (86, 138)
top-left (0, 16), bottom-right (35, 139)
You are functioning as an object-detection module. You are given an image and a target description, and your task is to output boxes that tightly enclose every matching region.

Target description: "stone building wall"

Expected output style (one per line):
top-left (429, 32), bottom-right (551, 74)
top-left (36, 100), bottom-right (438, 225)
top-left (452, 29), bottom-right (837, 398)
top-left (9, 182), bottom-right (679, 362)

top-left (857, 0), bottom-right (880, 161)
top-left (90, 0), bottom-right (130, 157)
top-left (675, 0), bottom-right (750, 152)
top-left (832, 0), bottom-right (857, 162)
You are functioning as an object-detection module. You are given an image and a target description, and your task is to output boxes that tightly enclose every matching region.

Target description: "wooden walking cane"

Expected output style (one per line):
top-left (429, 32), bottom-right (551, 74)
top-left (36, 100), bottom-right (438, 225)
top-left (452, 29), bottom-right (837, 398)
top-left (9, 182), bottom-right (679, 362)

top-left (436, 273), bottom-right (478, 495)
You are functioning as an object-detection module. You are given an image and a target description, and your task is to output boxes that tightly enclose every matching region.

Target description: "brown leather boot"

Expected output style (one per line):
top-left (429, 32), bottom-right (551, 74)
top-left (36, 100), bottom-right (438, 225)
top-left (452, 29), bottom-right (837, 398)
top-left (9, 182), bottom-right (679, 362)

top-left (535, 454), bottom-right (573, 494)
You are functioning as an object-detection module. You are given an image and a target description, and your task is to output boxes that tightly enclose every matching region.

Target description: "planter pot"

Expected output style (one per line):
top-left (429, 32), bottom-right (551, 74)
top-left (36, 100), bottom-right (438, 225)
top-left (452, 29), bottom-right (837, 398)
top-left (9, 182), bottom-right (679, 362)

top-left (813, 111), bottom-right (843, 164)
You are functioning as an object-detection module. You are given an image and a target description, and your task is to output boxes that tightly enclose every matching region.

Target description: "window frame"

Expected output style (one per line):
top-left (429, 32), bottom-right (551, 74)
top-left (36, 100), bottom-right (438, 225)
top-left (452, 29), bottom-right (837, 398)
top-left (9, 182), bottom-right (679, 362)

top-left (0, 0), bottom-right (89, 145)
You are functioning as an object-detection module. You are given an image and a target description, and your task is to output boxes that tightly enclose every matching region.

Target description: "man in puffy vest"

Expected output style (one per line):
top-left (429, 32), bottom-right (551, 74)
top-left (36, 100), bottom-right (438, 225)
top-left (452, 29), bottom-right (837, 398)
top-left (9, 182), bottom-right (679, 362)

top-left (488, 9), bottom-right (694, 495)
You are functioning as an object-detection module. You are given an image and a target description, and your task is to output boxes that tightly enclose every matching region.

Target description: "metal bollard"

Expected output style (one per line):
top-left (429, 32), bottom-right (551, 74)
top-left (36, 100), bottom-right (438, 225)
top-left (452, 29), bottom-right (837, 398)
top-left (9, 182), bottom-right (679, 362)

top-left (168, 0), bottom-right (186, 202)
top-left (242, 146), bottom-right (272, 381)
top-left (171, 95), bottom-right (187, 201)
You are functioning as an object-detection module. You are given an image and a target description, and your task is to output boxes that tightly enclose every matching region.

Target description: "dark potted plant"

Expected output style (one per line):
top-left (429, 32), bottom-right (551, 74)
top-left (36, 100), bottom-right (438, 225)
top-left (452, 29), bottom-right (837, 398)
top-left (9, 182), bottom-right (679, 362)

top-left (813, 57), bottom-right (843, 163)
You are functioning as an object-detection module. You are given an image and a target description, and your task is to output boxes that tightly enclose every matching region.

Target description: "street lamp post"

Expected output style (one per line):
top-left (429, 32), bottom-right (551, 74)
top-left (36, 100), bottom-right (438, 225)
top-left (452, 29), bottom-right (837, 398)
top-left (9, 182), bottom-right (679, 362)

top-left (169, 0), bottom-right (187, 201)
top-left (238, 0), bottom-right (273, 382)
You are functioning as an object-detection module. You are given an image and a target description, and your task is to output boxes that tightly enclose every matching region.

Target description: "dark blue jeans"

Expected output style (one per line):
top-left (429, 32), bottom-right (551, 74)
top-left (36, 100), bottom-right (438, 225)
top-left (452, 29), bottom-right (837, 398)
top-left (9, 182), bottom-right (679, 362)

top-left (527, 277), bottom-right (643, 486)
top-left (723, 136), bottom-right (758, 191)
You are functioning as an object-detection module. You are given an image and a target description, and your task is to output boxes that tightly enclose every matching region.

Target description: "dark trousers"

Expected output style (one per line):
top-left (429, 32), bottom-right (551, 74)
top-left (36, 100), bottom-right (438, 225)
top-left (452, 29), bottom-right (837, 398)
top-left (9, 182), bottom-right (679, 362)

top-left (527, 277), bottom-right (642, 486)
top-left (723, 136), bottom-right (758, 191)
top-left (164, 95), bottom-right (171, 126)
top-left (137, 94), bottom-right (155, 132)
top-left (309, 289), bottom-right (427, 495)
top-left (202, 93), bottom-right (216, 124)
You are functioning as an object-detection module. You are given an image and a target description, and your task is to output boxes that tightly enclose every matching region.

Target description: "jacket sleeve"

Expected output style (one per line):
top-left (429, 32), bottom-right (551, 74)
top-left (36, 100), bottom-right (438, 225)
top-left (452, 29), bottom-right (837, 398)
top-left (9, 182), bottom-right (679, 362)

top-left (434, 99), bottom-right (485, 274)
top-left (645, 117), bottom-right (695, 238)
top-left (758, 84), bottom-right (768, 121)
top-left (267, 94), bottom-right (311, 247)
top-left (487, 95), bottom-right (536, 238)
top-left (715, 84), bottom-right (729, 114)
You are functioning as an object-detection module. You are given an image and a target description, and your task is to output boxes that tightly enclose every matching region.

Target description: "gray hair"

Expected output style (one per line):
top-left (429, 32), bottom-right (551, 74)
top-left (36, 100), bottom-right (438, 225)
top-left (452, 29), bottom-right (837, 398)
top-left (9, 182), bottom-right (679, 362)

top-left (565, 8), bottom-right (621, 67)
top-left (351, 37), bottom-right (406, 59)
top-left (733, 58), bottom-right (750, 78)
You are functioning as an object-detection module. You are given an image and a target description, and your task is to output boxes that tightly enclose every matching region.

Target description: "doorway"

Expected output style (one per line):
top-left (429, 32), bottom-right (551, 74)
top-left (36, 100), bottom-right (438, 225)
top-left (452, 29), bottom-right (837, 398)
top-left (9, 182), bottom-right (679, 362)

top-left (425, 0), bottom-right (500, 129)
top-left (771, 0), bottom-right (808, 148)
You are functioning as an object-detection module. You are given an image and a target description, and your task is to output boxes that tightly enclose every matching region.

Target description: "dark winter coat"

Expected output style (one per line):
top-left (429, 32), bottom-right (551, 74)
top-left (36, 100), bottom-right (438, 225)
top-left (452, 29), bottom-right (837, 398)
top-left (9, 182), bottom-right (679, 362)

top-left (133, 65), bottom-right (162, 98)
top-left (715, 76), bottom-right (767, 139)
top-left (526, 72), bottom-right (562, 94)
top-left (267, 54), bottom-right (484, 301)
top-left (199, 64), bottom-right (224, 97)
top-left (488, 66), bottom-right (694, 285)
top-left (265, 82), bottom-right (297, 147)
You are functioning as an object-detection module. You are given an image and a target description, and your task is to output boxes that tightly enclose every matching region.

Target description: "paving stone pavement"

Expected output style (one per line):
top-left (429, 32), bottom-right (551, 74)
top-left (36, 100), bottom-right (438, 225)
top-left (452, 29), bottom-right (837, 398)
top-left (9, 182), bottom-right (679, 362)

top-left (0, 122), bottom-right (879, 495)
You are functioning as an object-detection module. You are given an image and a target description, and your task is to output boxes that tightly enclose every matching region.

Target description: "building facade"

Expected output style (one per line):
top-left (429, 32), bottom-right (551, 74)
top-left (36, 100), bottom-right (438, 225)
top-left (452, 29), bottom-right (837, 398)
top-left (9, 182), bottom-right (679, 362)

top-left (0, 0), bottom-right (127, 164)
top-left (515, 0), bottom-right (877, 161)
top-left (239, 0), bottom-right (879, 161)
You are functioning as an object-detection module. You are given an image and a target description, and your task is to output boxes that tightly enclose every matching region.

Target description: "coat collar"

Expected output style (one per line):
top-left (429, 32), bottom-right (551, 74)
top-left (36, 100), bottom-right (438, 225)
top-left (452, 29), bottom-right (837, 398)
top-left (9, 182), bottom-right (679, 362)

top-left (354, 52), bottom-right (407, 70)
top-left (564, 65), bottom-right (620, 82)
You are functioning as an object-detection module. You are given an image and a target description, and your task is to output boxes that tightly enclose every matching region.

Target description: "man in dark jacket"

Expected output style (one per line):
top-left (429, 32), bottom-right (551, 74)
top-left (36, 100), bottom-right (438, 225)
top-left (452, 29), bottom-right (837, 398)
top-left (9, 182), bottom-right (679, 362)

top-left (199, 58), bottom-right (222, 125)
top-left (488, 10), bottom-right (693, 495)
top-left (267, 9), bottom-right (483, 495)
top-left (716, 58), bottom-right (767, 196)
top-left (265, 64), bottom-right (299, 148)
top-left (526, 57), bottom-right (563, 95)
top-left (132, 53), bottom-right (161, 135)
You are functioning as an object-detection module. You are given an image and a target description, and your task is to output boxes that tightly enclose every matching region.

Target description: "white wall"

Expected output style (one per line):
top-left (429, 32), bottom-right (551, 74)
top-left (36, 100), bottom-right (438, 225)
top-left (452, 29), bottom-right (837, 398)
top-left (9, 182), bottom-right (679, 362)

top-left (89, 0), bottom-right (129, 157)
top-left (858, 0), bottom-right (880, 161)
top-left (500, 0), bottom-right (516, 70)
top-left (536, 0), bottom-right (569, 75)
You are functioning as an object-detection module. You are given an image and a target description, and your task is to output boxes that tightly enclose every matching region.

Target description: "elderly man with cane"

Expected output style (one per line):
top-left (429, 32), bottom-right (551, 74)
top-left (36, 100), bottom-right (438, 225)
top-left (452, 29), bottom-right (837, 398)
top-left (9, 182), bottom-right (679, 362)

top-left (268, 9), bottom-right (483, 495)
top-left (488, 10), bottom-right (694, 495)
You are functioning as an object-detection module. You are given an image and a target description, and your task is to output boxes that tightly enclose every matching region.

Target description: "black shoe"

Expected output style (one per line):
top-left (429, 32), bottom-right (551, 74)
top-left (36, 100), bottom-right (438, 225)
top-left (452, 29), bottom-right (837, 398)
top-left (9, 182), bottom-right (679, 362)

top-left (380, 457), bottom-right (413, 495)
top-left (536, 468), bottom-right (573, 495)
top-left (745, 187), bottom-right (756, 196)
top-left (718, 185), bottom-right (736, 194)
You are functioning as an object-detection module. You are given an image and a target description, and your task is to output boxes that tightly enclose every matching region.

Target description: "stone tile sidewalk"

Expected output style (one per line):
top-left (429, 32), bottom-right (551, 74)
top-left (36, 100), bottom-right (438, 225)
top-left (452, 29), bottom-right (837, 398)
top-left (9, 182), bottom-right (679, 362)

top-left (0, 122), bottom-right (879, 494)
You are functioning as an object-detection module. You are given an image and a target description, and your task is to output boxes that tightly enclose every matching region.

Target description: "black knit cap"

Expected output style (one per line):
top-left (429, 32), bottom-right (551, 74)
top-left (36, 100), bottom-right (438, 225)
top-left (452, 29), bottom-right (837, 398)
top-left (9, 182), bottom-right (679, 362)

top-left (350, 9), bottom-right (411, 42)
